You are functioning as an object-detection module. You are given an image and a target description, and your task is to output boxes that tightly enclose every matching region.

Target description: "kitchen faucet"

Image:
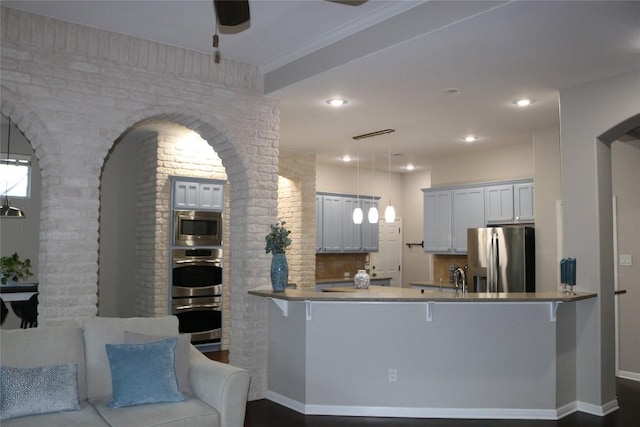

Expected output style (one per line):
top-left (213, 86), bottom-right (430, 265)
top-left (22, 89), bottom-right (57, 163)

top-left (454, 266), bottom-right (467, 293)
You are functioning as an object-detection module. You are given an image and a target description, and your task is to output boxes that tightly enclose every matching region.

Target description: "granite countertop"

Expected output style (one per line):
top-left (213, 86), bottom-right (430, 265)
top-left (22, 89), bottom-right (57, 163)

top-left (316, 277), bottom-right (392, 284)
top-left (409, 281), bottom-right (457, 290)
top-left (248, 285), bottom-right (597, 303)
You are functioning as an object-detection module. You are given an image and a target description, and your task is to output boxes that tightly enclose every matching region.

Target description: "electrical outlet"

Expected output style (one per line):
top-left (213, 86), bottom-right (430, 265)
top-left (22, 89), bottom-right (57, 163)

top-left (388, 369), bottom-right (397, 383)
top-left (620, 254), bottom-right (633, 266)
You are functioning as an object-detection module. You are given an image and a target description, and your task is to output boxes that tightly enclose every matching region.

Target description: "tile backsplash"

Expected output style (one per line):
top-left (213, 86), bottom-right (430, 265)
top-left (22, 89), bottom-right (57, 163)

top-left (316, 253), bottom-right (368, 280)
top-left (433, 254), bottom-right (467, 284)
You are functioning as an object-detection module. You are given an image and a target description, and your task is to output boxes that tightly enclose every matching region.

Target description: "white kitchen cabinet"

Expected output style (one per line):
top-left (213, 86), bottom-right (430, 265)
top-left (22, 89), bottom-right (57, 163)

top-left (316, 193), bottom-right (379, 253)
top-left (485, 180), bottom-right (535, 224)
top-left (423, 179), bottom-right (532, 254)
top-left (360, 198), bottom-right (379, 252)
top-left (320, 195), bottom-right (343, 252)
top-left (514, 182), bottom-right (535, 222)
top-left (452, 187), bottom-right (485, 253)
top-left (423, 190), bottom-right (452, 253)
top-left (341, 197), bottom-right (362, 251)
top-left (484, 184), bottom-right (514, 224)
top-left (316, 195), bottom-right (323, 252)
top-left (173, 179), bottom-right (224, 211)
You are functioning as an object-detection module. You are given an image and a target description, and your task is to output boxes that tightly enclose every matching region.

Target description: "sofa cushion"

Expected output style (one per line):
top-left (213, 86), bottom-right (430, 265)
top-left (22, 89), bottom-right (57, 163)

top-left (124, 331), bottom-right (193, 395)
top-left (0, 327), bottom-right (87, 400)
top-left (90, 395), bottom-right (220, 427)
top-left (83, 316), bottom-right (179, 399)
top-left (106, 337), bottom-right (184, 408)
top-left (0, 400), bottom-right (110, 427)
top-left (0, 364), bottom-right (81, 420)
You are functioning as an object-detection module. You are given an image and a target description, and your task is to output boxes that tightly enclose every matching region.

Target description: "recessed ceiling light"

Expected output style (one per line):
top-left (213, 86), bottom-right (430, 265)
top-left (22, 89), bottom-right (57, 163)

top-left (404, 164), bottom-right (415, 171)
top-left (326, 98), bottom-right (348, 107)
top-left (443, 88), bottom-right (461, 95)
top-left (513, 98), bottom-right (533, 107)
top-left (341, 155), bottom-right (353, 162)
top-left (464, 135), bottom-right (478, 143)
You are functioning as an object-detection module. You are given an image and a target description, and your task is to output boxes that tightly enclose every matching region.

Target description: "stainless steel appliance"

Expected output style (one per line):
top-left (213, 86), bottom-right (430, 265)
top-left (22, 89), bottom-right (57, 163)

top-left (172, 248), bottom-right (222, 344)
top-left (467, 226), bottom-right (535, 293)
top-left (174, 210), bottom-right (223, 247)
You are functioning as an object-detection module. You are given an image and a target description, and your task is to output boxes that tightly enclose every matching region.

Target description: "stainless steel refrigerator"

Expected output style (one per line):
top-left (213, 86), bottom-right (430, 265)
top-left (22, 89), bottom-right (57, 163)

top-left (467, 226), bottom-right (535, 293)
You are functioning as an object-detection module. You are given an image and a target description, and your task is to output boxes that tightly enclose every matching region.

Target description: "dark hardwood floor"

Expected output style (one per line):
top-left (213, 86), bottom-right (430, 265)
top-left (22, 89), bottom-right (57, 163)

top-left (205, 352), bottom-right (639, 427)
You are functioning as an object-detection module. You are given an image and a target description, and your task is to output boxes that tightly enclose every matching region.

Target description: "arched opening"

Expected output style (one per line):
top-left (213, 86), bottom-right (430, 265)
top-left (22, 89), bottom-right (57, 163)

top-left (0, 113), bottom-right (42, 329)
top-left (600, 114), bottom-right (640, 381)
top-left (99, 118), bottom-right (236, 352)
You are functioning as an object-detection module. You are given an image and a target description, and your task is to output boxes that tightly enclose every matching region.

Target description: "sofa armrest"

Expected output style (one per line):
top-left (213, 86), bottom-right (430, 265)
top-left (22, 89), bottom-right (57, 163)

top-left (188, 347), bottom-right (250, 427)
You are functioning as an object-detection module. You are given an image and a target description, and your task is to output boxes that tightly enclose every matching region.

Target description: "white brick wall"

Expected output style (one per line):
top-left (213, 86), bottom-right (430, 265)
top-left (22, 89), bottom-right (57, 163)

top-left (1, 7), bottom-right (278, 399)
top-left (278, 150), bottom-right (317, 289)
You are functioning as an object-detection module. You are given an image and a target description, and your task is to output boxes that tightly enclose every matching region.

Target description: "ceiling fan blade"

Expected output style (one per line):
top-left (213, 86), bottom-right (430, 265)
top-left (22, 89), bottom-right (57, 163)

top-left (214, 0), bottom-right (250, 26)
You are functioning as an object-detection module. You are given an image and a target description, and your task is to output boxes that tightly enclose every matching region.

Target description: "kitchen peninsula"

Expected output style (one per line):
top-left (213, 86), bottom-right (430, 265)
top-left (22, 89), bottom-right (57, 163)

top-left (248, 286), bottom-right (597, 420)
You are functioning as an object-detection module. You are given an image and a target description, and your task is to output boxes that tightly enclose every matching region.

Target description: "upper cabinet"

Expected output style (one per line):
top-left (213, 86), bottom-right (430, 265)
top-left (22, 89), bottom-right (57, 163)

top-left (316, 193), bottom-right (379, 253)
top-left (485, 180), bottom-right (534, 224)
top-left (423, 179), bottom-right (533, 254)
top-left (423, 190), bottom-right (452, 253)
top-left (173, 179), bottom-right (225, 211)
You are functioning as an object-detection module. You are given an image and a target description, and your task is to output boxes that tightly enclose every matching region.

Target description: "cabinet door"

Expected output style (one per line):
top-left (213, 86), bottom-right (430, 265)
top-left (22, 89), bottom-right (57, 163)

top-left (198, 183), bottom-right (224, 210)
top-left (316, 196), bottom-right (323, 252)
top-left (514, 183), bottom-right (535, 222)
top-left (423, 190), bottom-right (452, 253)
top-left (452, 188), bottom-right (485, 253)
top-left (321, 196), bottom-right (343, 252)
top-left (341, 197), bottom-right (362, 251)
top-left (485, 185), bottom-right (514, 224)
top-left (361, 199), bottom-right (379, 252)
top-left (174, 181), bottom-right (199, 209)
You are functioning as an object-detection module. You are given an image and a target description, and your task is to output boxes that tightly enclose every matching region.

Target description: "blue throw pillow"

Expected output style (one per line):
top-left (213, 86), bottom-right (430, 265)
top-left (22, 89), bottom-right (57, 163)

top-left (0, 364), bottom-right (81, 420)
top-left (105, 337), bottom-right (185, 408)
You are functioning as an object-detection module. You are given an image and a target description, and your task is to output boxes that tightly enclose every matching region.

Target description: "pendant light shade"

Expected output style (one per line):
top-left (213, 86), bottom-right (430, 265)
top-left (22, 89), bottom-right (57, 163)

top-left (384, 204), bottom-right (395, 223)
top-left (1, 118), bottom-right (25, 219)
top-left (352, 207), bottom-right (363, 224)
top-left (368, 205), bottom-right (379, 224)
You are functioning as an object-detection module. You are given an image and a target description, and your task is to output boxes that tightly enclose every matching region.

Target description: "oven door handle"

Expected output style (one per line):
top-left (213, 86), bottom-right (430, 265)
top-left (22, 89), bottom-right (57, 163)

top-left (174, 259), bottom-right (221, 265)
top-left (173, 303), bottom-right (220, 311)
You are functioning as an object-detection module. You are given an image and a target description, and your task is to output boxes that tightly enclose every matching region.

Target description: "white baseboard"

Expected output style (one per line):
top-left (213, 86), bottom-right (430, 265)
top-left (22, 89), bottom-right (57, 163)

top-left (576, 398), bottom-right (619, 416)
top-left (266, 391), bottom-right (561, 420)
top-left (617, 370), bottom-right (640, 382)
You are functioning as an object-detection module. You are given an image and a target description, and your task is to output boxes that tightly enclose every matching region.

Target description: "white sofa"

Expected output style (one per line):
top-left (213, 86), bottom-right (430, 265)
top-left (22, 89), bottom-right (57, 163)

top-left (0, 316), bottom-right (250, 427)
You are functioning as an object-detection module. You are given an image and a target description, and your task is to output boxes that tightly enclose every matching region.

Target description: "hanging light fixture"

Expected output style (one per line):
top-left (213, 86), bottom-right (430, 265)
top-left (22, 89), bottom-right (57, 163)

top-left (352, 140), bottom-right (363, 224)
top-left (367, 151), bottom-right (379, 224)
top-left (1, 118), bottom-right (26, 218)
top-left (384, 146), bottom-right (396, 223)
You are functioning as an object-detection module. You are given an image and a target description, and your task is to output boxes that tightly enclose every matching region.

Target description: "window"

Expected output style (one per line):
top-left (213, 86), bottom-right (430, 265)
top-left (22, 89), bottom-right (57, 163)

top-left (1, 153), bottom-right (31, 198)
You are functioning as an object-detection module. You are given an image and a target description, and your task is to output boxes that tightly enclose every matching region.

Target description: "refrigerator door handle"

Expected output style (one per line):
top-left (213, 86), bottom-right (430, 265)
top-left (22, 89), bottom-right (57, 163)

top-left (489, 232), bottom-right (497, 292)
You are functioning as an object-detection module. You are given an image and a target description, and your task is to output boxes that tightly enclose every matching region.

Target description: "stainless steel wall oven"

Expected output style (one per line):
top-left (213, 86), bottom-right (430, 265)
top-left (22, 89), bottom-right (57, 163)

top-left (172, 248), bottom-right (222, 344)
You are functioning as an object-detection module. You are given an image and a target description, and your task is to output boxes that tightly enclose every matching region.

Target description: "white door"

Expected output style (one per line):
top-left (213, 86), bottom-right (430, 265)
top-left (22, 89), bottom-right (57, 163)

top-left (370, 218), bottom-right (402, 287)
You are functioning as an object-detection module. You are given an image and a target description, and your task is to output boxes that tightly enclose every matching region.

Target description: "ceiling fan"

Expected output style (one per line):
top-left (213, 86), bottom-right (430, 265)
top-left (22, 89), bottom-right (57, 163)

top-left (213, 0), bottom-right (367, 27)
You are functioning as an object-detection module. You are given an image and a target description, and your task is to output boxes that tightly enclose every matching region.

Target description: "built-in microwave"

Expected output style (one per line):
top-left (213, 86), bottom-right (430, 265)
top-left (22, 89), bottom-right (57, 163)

top-left (174, 210), bottom-right (223, 247)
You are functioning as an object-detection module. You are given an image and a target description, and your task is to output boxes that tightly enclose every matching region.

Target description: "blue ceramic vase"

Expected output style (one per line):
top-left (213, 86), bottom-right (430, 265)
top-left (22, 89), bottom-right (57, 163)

top-left (270, 253), bottom-right (288, 292)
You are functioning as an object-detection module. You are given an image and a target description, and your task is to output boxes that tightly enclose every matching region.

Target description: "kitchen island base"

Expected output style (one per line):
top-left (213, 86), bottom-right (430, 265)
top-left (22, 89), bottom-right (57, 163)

top-left (256, 290), bottom-right (610, 420)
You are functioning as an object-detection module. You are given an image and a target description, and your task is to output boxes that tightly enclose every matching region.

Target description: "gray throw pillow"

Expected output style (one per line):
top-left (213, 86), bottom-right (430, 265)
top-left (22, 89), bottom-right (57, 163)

top-left (124, 331), bottom-right (193, 395)
top-left (0, 364), bottom-right (81, 420)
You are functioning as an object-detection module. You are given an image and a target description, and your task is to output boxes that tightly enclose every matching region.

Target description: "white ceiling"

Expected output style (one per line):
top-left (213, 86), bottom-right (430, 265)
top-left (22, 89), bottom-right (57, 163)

top-left (3, 0), bottom-right (640, 172)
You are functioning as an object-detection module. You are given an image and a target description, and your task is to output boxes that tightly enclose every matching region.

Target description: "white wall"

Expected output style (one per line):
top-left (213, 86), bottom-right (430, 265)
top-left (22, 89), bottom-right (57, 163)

top-left (401, 170), bottom-right (432, 285)
top-left (533, 126), bottom-right (562, 292)
top-left (559, 70), bottom-right (640, 410)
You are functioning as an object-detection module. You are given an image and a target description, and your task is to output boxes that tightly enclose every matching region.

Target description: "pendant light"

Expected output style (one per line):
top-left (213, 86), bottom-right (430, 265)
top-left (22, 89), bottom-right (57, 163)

top-left (352, 140), bottom-right (363, 224)
top-left (1, 118), bottom-right (26, 219)
top-left (384, 146), bottom-right (396, 223)
top-left (367, 151), bottom-right (378, 224)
